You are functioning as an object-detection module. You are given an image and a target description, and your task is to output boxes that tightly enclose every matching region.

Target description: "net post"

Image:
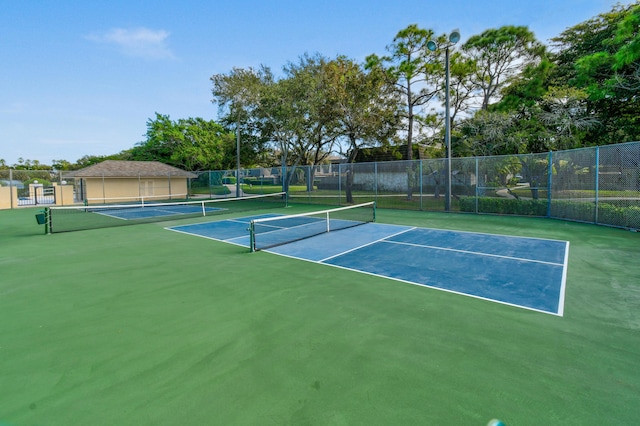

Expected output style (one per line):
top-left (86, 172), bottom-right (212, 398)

top-left (326, 212), bottom-right (330, 233)
top-left (44, 207), bottom-right (50, 234)
top-left (201, 201), bottom-right (206, 216)
top-left (249, 220), bottom-right (256, 253)
top-left (373, 201), bottom-right (377, 223)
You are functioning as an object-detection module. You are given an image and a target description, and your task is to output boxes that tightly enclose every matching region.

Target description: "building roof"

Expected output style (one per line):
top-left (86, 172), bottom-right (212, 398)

top-left (66, 160), bottom-right (198, 178)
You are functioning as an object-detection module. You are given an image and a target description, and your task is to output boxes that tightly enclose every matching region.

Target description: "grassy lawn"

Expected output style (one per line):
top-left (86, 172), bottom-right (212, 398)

top-left (1, 206), bottom-right (639, 425)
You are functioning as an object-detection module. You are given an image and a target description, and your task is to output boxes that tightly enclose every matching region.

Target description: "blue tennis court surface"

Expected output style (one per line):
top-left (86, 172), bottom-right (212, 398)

top-left (92, 205), bottom-right (225, 220)
top-left (168, 217), bottom-right (569, 315)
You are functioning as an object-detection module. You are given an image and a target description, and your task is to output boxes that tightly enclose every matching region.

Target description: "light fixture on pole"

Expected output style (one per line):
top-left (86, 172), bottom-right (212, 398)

top-left (427, 29), bottom-right (460, 212)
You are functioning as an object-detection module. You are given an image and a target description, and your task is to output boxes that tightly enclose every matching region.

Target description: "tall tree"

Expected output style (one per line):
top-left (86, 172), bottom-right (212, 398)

top-left (129, 113), bottom-right (231, 171)
top-left (212, 60), bottom-right (339, 185)
top-left (211, 67), bottom-right (271, 169)
top-left (493, 53), bottom-right (554, 115)
top-left (51, 159), bottom-right (76, 171)
top-left (130, 113), bottom-right (182, 162)
top-left (549, 3), bottom-right (640, 145)
top-left (254, 72), bottom-right (301, 174)
top-left (281, 53), bottom-right (341, 169)
top-left (463, 26), bottom-right (544, 110)
top-left (425, 33), bottom-right (478, 155)
top-left (537, 86), bottom-right (599, 150)
top-left (324, 56), bottom-right (399, 202)
top-left (492, 57), bottom-right (557, 153)
top-left (169, 117), bottom-right (232, 171)
top-left (326, 57), bottom-right (399, 162)
top-left (458, 111), bottom-right (524, 156)
top-left (366, 24), bottom-right (439, 162)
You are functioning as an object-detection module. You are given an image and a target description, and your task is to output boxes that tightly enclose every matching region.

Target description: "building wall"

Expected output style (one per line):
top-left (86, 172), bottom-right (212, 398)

top-left (53, 183), bottom-right (74, 206)
top-left (84, 177), bottom-right (189, 203)
top-left (0, 186), bottom-right (17, 209)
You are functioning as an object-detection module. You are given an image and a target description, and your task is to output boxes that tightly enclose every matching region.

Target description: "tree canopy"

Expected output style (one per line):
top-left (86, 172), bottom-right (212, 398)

top-left (127, 113), bottom-right (235, 171)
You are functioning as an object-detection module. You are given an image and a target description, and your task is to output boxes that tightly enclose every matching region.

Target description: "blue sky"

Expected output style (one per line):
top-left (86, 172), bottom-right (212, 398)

top-left (0, 0), bottom-right (632, 165)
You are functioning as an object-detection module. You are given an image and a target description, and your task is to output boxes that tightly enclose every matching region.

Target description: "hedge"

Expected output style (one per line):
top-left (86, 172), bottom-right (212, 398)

top-left (459, 197), bottom-right (640, 229)
top-left (459, 197), bottom-right (548, 216)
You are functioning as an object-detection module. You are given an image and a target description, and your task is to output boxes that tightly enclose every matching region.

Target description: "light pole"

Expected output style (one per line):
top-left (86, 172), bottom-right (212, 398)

top-left (427, 29), bottom-right (460, 212)
top-left (236, 114), bottom-right (241, 198)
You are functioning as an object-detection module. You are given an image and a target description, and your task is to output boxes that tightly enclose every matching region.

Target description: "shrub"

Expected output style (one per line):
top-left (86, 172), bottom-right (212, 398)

top-left (459, 197), bottom-right (548, 216)
top-left (460, 197), bottom-right (639, 229)
top-left (222, 177), bottom-right (236, 184)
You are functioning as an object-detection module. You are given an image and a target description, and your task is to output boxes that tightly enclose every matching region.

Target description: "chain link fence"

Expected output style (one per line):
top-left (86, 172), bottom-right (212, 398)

top-left (2, 142), bottom-right (639, 230)
top-left (288, 142), bottom-right (640, 230)
top-left (0, 169), bottom-right (64, 207)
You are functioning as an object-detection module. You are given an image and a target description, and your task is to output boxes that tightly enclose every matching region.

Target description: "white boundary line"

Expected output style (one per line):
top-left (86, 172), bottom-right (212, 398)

top-left (270, 225), bottom-right (567, 316)
top-left (380, 239), bottom-right (566, 266)
top-left (270, 245), bottom-right (562, 317)
top-left (415, 225), bottom-right (569, 244)
top-left (319, 226), bottom-right (416, 263)
top-left (557, 241), bottom-right (570, 317)
top-left (165, 227), bottom-right (249, 248)
top-left (167, 218), bottom-right (568, 316)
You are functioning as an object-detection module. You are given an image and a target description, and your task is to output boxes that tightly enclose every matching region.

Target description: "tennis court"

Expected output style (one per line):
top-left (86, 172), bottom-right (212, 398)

top-left (44, 192), bottom-right (286, 233)
top-left (2, 205), bottom-right (639, 425)
top-left (90, 204), bottom-right (225, 220)
top-left (168, 215), bottom-right (569, 315)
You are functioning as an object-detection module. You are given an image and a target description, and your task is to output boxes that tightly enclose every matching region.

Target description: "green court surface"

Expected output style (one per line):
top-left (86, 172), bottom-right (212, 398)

top-left (1, 206), bottom-right (639, 425)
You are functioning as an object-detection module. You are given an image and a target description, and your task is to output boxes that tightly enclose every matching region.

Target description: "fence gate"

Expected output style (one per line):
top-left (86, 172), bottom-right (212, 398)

top-left (17, 185), bottom-right (56, 206)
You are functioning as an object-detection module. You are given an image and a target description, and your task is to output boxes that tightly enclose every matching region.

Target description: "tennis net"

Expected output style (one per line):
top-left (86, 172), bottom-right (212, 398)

top-left (46, 192), bottom-right (287, 233)
top-left (249, 201), bottom-right (375, 252)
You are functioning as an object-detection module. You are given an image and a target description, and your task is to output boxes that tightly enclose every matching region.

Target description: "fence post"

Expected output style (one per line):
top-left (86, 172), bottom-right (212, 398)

top-left (419, 160), bottom-right (423, 210)
top-left (546, 151), bottom-right (553, 218)
top-left (282, 163), bottom-right (287, 195)
top-left (375, 162), bottom-right (379, 207)
top-left (475, 157), bottom-right (479, 214)
top-left (10, 168), bottom-right (14, 209)
top-left (595, 146), bottom-right (600, 224)
top-left (207, 171), bottom-right (212, 198)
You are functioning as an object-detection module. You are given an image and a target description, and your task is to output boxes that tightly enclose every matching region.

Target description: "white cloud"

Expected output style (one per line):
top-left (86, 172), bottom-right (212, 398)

top-left (86, 27), bottom-right (176, 60)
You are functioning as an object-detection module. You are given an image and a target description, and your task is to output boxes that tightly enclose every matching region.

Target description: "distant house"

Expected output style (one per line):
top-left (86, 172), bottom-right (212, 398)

top-left (67, 160), bottom-right (197, 203)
